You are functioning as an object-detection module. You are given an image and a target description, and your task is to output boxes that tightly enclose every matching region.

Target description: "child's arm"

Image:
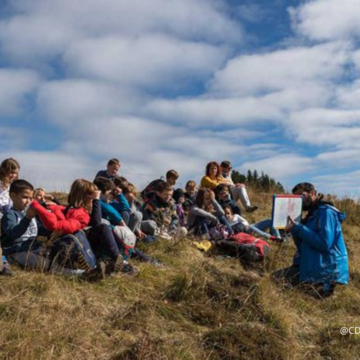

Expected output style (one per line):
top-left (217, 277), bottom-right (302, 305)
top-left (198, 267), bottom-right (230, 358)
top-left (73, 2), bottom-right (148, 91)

top-left (115, 193), bottom-right (131, 212)
top-left (212, 200), bottom-right (225, 218)
top-left (189, 206), bottom-right (218, 221)
top-left (2, 208), bottom-right (36, 240)
top-left (32, 201), bottom-right (88, 234)
top-left (89, 199), bottom-right (102, 226)
top-left (101, 202), bottom-right (126, 226)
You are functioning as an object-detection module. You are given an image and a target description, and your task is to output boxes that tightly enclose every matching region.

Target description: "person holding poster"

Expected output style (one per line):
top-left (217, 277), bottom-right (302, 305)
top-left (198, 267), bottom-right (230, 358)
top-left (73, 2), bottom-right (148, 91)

top-left (273, 182), bottom-right (349, 297)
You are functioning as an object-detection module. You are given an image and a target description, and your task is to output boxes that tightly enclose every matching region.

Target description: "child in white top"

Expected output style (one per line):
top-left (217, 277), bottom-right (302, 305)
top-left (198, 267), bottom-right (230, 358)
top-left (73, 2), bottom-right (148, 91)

top-left (224, 205), bottom-right (282, 241)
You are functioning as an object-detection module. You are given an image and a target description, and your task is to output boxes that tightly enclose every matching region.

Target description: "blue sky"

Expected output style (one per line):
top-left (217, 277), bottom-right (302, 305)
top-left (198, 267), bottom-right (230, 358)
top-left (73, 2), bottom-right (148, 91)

top-left (0, 0), bottom-right (359, 196)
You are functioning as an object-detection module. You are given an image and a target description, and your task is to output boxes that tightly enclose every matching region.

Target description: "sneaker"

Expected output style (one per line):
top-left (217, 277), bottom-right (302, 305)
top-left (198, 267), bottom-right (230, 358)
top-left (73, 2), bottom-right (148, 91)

top-left (246, 205), bottom-right (259, 213)
top-left (159, 231), bottom-right (173, 241)
top-left (122, 262), bottom-right (139, 275)
top-left (175, 227), bottom-right (188, 240)
top-left (151, 260), bottom-right (162, 267)
top-left (142, 235), bottom-right (156, 244)
top-left (270, 236), bottom-right (284, 243)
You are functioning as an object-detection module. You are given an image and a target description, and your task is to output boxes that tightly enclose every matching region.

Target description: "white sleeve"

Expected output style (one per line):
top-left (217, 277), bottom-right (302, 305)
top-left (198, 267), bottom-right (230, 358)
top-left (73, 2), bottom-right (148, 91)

top-left (234, 214), bottom-right (249, 226)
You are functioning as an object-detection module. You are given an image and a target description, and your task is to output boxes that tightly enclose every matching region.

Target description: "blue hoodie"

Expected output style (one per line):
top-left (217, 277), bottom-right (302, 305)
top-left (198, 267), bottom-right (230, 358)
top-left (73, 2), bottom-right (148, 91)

top-left (291, 204), bottom-right (349, 286)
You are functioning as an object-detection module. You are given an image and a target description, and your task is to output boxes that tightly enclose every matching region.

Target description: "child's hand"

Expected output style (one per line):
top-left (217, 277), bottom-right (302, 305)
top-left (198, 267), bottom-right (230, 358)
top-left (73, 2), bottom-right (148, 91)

top-left (92, 190), bottom-right (101, 200)
top-left (26, 207), bottom-right (37, 220)
top-left (113, 187), bottom-right (122, 196)
top-left (136, 229), bottom-right (145, 239)
top-left (45, 194), bottom-right (54, 200)
top-left (119, 220), bottom-right (127, 227)
top-left (235, 183), bottom-right (245, 188)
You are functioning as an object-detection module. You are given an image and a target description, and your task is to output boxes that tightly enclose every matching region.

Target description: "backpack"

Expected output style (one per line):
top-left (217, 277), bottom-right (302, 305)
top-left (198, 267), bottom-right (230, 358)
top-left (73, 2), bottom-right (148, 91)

top-left (50, 230), bottom-right (97, 271)
top-left (112, 226), bottom-right (137, 260)
top-left (209, 223), bottom-right (229, 241)
top-left (218, 232), bottom-right (270, 262)
top-left (140, 178), bottom-right (166, 203)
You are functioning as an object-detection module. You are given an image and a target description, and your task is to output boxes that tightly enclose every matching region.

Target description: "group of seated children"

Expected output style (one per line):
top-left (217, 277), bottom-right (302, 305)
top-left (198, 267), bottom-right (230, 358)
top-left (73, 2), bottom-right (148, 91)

top-left (0, 157), bottom-right (279, 278)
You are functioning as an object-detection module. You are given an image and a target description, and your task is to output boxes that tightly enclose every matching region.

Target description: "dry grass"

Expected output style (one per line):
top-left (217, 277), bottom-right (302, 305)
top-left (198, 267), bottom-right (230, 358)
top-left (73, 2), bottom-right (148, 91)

top-left (0, 191), bottom-right (359, 359)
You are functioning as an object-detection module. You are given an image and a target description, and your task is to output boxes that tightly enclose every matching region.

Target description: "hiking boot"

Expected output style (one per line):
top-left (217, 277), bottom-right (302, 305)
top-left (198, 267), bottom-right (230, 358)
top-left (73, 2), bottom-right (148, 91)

top-left (112, 255), bottom-right (124, 274)
top-left (96, 260), bottom-right (107, 280)
top-left (246, 205), bottom-right (259, 213)
top-left (0, 266), bottom-right (13, 276)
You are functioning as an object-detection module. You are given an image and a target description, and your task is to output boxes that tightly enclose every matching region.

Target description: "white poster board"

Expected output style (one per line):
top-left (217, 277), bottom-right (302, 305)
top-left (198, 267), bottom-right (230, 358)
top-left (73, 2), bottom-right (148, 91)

top-left (271, 195), bottom-right (303, 229)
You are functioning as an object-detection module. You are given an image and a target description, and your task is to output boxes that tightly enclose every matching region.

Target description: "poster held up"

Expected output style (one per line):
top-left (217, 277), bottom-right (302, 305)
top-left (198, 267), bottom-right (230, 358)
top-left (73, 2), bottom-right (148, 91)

top-left (271, 195), bottom-right (302, 229)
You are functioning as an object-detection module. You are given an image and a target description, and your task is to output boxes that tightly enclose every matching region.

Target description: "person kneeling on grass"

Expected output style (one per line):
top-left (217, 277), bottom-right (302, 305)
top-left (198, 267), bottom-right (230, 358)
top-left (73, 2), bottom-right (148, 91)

top-left (272, 182), bottom-right (349, 297)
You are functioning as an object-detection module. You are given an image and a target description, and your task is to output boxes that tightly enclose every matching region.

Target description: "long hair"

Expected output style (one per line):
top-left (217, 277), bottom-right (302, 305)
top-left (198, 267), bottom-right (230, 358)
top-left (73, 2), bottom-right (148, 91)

top-left (205, 161), bottom-right (220, 177)
top-left (195, 188), bottom-right (214, 209)
top-left (0, 158), bottom-right (20, 188)
top-left (67, 179), bottom-right (98, 213)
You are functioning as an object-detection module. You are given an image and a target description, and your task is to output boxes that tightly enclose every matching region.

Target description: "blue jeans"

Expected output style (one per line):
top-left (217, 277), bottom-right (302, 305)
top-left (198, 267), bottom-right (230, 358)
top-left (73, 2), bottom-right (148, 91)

top-left (251, 218), bottom-right (280, 239)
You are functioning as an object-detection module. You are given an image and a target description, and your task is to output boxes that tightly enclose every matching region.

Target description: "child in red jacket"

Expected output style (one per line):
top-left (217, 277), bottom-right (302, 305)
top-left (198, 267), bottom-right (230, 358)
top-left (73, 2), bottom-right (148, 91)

top-left (32, 179), bottom-right (123, 277)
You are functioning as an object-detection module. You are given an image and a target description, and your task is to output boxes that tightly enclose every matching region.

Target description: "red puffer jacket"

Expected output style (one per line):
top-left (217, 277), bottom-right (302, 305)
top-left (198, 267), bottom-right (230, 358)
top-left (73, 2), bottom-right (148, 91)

top-left (32, 200), bottom-right (90, 235)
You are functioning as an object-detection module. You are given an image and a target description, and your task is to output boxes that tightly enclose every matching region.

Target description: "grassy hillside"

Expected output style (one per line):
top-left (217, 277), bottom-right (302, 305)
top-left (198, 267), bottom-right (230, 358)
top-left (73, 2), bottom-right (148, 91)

top-left (0, 191), bottom-right (360, 359)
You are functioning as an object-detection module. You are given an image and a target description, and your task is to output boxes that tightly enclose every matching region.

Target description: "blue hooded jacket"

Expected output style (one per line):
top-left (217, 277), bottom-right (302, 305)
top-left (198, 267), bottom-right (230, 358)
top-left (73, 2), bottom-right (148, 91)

top-left (291, 204), bottom-right (348, 285)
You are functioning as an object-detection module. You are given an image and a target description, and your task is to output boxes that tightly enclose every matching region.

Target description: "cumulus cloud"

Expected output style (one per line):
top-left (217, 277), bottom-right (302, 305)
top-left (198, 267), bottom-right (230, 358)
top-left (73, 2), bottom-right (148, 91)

top-left (0, 68), bottom-right (40, 116)
top-left (210, 41), bottom-right (350, 96)
top-left (0, 150), bottom-right (95, 191)
top-left (314, 170), bottom-right (360, 196)
top-left (290, 0), bottom-right (360, 41)
top-left (63, 35), bottom-right (227, 89)
top-left (0, 0), bottom-right (242, 64)
top-left (287, 108), bottom-right (360, 148)
top-left (240, 154), bottom-right (315, 183)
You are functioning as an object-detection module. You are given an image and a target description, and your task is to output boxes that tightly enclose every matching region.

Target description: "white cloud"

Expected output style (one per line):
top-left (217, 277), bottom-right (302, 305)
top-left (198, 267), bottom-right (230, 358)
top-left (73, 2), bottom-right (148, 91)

top-left (37, 79), bottom-right (143, 125)
top-left (241, 154), bottom-right (314, 182)
top-left (291, 0), bottom-right (360, 41)
top-left (0, 150), bottom-right (95, 192)
top-left (63, 35), bottom-right (227, 89)
top-left (0, 68), bottom-right (40, 116)
top-left (210, 42), bottom-right (350, 96)
top-left (316, 149), bottom-right (360, 168)
top-left (0, 0), bottom-right (242, 64)
top-left (314, 170), bottom-right (360, 196)
top-left (287, 108), bottom-right (360, 147)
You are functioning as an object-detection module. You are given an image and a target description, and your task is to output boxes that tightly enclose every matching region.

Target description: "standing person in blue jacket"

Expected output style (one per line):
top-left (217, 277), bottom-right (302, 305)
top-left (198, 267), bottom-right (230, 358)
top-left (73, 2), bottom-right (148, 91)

top-left (273, 182), bottom-right (349, 297)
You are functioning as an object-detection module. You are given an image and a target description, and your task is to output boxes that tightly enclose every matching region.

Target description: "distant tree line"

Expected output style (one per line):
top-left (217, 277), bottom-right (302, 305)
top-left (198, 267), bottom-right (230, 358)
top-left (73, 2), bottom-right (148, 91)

top-left (231, 169), bottom-right (285, 193)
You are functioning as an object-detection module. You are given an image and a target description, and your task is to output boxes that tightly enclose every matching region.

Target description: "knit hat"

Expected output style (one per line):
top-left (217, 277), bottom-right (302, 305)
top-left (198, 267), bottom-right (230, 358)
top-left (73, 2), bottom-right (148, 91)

top-left (292, 182), bottom-right (315, 194)
top-left (173, 188), bottom-right (185, 203)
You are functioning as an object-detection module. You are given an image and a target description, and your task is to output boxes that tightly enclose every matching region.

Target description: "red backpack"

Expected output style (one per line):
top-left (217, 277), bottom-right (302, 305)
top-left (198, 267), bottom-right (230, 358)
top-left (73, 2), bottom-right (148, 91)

top-left (218, 232), bottom-right (270, 262)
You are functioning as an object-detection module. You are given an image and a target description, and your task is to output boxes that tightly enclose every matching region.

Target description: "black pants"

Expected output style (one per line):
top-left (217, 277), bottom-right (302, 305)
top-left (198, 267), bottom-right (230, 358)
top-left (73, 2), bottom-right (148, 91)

top-left (86, 224), bottom-right (120, 260)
